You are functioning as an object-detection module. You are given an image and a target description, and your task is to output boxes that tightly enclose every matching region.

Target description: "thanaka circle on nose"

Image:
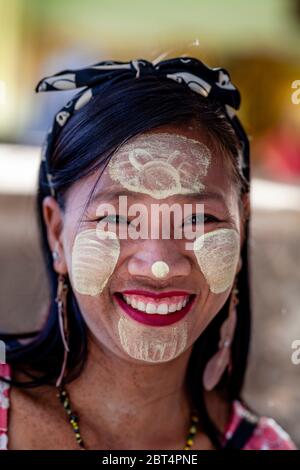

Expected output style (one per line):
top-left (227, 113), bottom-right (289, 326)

top-left (151, 260), bottom-right (170, 279)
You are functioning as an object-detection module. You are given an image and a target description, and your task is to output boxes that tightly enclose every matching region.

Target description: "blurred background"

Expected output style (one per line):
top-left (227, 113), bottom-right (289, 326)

top-left (0, 0), bottom-right (300, 445)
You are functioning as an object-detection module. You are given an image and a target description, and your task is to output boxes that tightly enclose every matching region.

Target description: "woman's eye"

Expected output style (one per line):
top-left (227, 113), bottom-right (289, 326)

top-left (183, 213), bottom-right (220, 225)
top-left (94, 214), bottom-right (129, 224)
top-left (203, 214), bottom-right (221, 224)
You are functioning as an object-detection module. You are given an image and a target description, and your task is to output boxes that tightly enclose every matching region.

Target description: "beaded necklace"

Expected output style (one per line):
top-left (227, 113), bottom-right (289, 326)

top-left (57, 386), bottom-right (199, 450)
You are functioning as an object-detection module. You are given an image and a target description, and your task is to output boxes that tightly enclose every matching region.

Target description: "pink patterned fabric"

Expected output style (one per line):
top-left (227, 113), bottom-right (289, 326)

top-left (0, 363), bottom-right (11, 451)
top-left (223, 400), bottom-right (296, 450)
top-left (0, 363), bottom-right (297, 450)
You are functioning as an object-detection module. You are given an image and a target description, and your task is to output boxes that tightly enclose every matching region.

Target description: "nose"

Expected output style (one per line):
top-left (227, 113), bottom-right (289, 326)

top-left (127, 240), bottom-right (192, 281)
top-left (151, 260), bottom-right (170, 279)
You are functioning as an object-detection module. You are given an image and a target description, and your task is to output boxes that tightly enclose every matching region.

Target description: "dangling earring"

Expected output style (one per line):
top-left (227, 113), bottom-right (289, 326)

top-left (52, 241), bottom-right (60, 262)
top-left (202, 279), bottom-right (239, 392)
top-left (55, 273), bottom-right (70, 388)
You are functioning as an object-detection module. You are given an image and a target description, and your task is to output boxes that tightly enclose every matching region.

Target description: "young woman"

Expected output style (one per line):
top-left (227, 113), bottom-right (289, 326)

top-left (0, 57), bottom-right (296, 450)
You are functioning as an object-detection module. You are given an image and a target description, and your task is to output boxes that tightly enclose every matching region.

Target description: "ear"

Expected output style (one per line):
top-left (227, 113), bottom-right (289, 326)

top-left (236, 192), bottom-right (250, 275)
top-left (42, 196), bottom-right (68, 275)
top-left (239, 191), bottom-right (250, 247)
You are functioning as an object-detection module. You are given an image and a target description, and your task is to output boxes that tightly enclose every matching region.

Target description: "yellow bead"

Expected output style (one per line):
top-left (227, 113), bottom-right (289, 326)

top-left (187, 438), bottom-right (193, 446)
top-left (189, 425), bottom-right (197, 434)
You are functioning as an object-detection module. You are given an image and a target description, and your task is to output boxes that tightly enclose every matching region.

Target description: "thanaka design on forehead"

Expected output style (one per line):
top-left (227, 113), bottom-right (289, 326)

top-left (108, 132), bottom-right (212, 199)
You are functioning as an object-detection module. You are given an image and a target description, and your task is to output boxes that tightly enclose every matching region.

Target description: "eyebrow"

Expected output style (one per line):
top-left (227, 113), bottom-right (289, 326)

top-left (179, 191), bottom-right (226, 204)
top-left (89, 189), bottom-right (226, 206)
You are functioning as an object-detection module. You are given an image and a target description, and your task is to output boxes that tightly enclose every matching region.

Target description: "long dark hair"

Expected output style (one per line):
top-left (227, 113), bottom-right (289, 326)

top-left (1, 75), bottom-right (251, 448)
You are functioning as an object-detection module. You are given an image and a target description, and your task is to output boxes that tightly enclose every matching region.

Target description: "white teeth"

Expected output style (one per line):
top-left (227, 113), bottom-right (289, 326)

top-left (168, 304), bottom-right (177, 313)
top-left (121, 294), bottom-right (191, 315)
top-left (146, 303), bottom-right (156, 313)
top-left (157, 304), bottom-right (168, 314)
top-left (137, 301), bottom-right (146, 312)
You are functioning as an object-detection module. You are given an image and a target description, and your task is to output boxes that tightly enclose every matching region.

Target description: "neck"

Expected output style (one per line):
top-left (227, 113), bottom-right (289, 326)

top-left (66, 331), bottom-right (196, 449)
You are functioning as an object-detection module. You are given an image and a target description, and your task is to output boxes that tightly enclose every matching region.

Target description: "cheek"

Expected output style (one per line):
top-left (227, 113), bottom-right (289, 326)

top-left (71, 228), bottom-right (120, 296)
top-left (193, 228), bottom-right (240, 294)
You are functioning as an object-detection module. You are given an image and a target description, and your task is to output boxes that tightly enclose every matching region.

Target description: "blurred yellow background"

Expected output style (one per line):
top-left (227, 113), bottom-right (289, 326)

top-left (0, 0), bottom-right (300, 445)
top-left (1, 0), bottom-right (300, 181)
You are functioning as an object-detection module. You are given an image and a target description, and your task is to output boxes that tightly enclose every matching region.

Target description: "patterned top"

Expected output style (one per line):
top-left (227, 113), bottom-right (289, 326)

top-left (0, 363), bottom-right (296, 450)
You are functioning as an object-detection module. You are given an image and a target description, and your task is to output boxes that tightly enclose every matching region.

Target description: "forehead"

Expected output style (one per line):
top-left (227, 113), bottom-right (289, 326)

top-left (108, 131), bottom-right (211, 197)
top-left (65, 126), bottom-right (235, 210)
top-left (100, 126), bottom-right (232, 195)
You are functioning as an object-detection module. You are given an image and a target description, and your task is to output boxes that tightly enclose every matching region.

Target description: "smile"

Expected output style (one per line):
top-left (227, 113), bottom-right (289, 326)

top-left (114, 290), bottom-right (196, 326)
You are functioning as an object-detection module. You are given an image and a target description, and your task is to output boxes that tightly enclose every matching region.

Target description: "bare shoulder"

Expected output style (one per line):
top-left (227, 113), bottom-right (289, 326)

top-left (7, 371), bottom-right (75, 450)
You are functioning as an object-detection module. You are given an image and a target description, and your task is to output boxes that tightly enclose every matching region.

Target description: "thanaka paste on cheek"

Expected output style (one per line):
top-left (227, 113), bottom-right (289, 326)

top-left (108, 132), bottom-right (212, 199)
top-left (118, 316), bottom-right (188, 362)
top-left (193, 228), bottom-right (240, 294)
top-left (71, 228), bottom-right (120, 296)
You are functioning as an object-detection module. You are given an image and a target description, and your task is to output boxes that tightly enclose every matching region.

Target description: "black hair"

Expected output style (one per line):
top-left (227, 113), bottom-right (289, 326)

top-left (1, 75), bottom-right (251, 449)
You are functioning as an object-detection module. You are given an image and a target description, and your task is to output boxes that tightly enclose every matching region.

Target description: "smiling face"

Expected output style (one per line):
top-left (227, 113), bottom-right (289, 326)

top-left (43, 123), bottom-right (247, 365)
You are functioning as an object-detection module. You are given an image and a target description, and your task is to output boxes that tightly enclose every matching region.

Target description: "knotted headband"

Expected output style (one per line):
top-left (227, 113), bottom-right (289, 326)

top-left (35, 57), bottom-right (250, 197)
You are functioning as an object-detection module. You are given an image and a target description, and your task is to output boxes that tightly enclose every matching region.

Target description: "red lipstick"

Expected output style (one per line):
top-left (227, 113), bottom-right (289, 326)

top-left (121, 290), bottom-right (193, 299)
top-left (114, 292), bottom-right (196, 327)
